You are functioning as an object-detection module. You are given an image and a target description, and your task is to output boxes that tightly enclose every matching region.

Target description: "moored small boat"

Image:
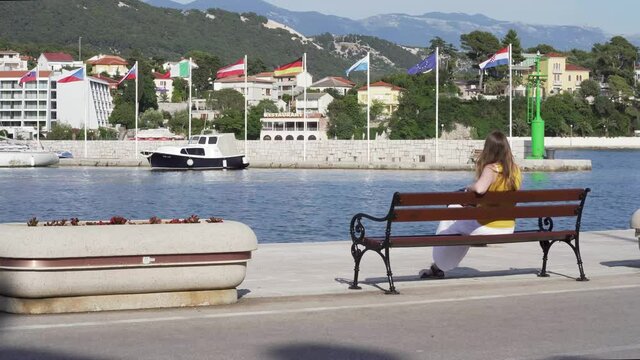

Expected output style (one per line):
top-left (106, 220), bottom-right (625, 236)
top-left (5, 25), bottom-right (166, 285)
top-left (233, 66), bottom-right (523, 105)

top-left (141, 133), bottom-right (249, 170)
top-left (0, 137), bottom-right (59, 167)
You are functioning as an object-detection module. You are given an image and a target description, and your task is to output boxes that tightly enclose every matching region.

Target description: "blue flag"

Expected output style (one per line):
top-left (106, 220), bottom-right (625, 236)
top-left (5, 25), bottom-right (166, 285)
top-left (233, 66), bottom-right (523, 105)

top-left (346, 55), bottom-right (369, 76)
top-left (408, 52), bottom-right (437, 75)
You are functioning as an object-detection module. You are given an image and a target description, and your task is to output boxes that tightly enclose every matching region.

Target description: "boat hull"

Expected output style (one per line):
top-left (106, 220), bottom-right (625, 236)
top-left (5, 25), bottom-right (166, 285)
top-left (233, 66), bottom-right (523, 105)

top-left (146, 152), bottom-right (249, 170)
top-left (0, 152), bottom-right (60, 167)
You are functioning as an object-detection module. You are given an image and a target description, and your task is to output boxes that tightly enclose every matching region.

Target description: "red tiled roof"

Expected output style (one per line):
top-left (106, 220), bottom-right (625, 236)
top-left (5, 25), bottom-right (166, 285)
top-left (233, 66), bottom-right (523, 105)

top-left (0, 70), bottom-right (51, 78)
top-left (565, 64), bottom-right (590, 72)
top-left (544, 52), bottom-right (566, 58)
top-left (42, 52), bottom-right (75, 62)
top-left (255, 72), bottom-right (274, 77)
top-left (331, 76), bottom-right (355, 86)
top-left (358, 81), bottom-right (405, 91)
top-left (87, 55), bottom-right (128, 66)
top-left (92, 74), bottom-right (119, 84)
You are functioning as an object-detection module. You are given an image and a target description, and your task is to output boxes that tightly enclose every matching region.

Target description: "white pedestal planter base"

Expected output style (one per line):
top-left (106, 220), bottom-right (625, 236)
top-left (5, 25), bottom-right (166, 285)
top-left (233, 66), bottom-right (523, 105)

top-left (0, 289), bottom-right (238, 314)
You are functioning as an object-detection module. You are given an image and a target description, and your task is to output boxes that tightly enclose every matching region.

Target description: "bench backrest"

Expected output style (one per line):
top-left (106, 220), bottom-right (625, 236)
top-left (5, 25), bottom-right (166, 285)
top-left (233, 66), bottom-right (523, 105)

top-left (388, 188), bottom-right (590, 231)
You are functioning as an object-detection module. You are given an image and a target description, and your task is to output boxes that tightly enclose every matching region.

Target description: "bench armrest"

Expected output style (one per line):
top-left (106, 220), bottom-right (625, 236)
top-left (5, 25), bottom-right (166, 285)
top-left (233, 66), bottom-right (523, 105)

top-left (350, 212), bottom-right (388, 244)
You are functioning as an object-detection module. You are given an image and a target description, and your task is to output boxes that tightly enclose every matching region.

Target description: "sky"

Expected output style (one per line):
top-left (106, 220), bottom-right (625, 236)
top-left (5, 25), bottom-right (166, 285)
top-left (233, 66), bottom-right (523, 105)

top-left (260, 0), bottom-right (639, 35)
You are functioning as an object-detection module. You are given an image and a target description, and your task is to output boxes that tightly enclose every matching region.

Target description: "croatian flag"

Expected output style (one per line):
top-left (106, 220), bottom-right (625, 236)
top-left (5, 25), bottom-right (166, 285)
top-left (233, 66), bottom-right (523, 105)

top-left (58, 68), bottom-right (84, 83)
top-left (217, 58), bottom-right (245, 79)
top-left (18, 68), bottom-right (37, 86)
top-left (118, 63), bottom-right (137, 84)
top-left (479, 47), bottom-right (510, 70)
top-left (408, 52), bottom-right (437, 75)
top-left (346, 54), bottom-right (368, 76)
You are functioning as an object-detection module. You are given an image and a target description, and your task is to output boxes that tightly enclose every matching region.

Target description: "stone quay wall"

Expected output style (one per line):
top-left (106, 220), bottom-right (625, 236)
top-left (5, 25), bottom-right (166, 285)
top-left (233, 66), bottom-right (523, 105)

top-left (513, 136), bottom-right (640, 149)
top-left (41, 139), bottom-right (529, 164)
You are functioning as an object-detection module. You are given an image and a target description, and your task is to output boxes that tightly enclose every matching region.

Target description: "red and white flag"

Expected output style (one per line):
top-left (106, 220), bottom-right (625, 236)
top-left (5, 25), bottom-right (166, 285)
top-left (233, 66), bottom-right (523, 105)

top-left (18, 68), bottom-right (38, 86)
top-left (216, 58), bottom-right (245, 79)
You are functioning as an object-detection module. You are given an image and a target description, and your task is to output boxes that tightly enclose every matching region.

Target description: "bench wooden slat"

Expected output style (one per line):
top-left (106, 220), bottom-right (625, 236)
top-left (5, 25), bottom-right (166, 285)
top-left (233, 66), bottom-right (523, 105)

top-left (363, 230), bottom-right (576, 248)
top-left (397, 189), bottom-right (586, 207)
top-left (393, 204), bottom-right (579, 222)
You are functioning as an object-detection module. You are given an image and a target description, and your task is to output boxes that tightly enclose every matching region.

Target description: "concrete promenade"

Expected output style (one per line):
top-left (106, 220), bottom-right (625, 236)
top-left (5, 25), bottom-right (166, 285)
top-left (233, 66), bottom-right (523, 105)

top-left (0, 230), bottom-right (638, 359)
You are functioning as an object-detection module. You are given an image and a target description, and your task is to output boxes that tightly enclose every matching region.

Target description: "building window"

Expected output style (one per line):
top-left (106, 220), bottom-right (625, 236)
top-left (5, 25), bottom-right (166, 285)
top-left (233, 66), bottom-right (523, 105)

top-left (286, 135), bottom-right (294, 140)
top-left (274, 135), bottom-right (283, 140)
top-left (263, 135), bottom-right (271, 141)
top-left (308, 135), bottom-right (317, 140)
top-left (568, 75), bottom-right (571, 81)
top-left (297, 135), bottom-right (304, 140)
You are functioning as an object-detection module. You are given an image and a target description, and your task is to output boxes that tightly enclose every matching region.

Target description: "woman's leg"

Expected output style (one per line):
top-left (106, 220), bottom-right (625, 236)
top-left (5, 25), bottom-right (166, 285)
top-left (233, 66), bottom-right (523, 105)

top-left (432, 218), bottom-right (482, 272)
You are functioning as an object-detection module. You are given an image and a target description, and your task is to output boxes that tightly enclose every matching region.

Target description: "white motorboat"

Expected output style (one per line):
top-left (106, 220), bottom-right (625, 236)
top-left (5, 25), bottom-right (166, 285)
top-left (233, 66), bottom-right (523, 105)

top-left (141, 133), bottom-right (249, 170)
top-left (0, 136), bottom-right (60, 167)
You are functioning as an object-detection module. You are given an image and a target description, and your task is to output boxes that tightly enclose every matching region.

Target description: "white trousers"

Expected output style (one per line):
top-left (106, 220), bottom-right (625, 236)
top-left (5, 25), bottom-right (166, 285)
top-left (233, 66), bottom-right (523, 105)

top-left (432, 206), bottom-right (514, 272)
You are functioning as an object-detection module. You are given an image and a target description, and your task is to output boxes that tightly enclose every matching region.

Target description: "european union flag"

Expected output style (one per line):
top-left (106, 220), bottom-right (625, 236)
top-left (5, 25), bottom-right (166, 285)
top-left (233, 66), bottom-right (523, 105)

top-left (408, 52), bottom-right (437, 75)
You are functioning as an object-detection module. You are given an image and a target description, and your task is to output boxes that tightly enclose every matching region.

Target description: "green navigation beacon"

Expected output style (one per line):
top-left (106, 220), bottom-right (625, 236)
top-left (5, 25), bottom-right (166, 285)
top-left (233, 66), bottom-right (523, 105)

top-left (525, 52), bottom-right (547, 159)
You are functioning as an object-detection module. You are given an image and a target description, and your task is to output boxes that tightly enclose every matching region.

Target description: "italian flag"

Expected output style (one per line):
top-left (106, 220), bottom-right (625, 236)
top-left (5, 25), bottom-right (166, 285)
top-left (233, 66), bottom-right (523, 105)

top-left (274, 57), bottom-right (303, 77)
top-left (217, 58), bottom-right (245, 79)
top-left (170, 60), bottom-right (190, 78)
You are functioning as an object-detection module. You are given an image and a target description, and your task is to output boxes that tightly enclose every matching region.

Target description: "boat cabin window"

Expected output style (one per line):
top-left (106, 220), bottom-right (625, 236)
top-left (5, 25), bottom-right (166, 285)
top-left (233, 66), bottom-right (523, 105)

top-left (198, 137), bottom-right (207, 144)
top-left (182, 148), bottom-right (205, 156)
top-left (189, 136), bottom-right (200, 144)
top-left (208, 137), bottom-right (217, 144)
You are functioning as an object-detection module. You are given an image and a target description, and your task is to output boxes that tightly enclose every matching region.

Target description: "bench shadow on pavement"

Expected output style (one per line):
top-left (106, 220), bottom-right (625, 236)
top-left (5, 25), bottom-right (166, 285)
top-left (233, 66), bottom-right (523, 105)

top-left (267, 342), bottom-right (402, 360)
top-left (0, 347), bottom-right (110, 360)
top-left (600, 259), bottom-right (640, 269)
top-left (336, 267), bottom-right (541, 291)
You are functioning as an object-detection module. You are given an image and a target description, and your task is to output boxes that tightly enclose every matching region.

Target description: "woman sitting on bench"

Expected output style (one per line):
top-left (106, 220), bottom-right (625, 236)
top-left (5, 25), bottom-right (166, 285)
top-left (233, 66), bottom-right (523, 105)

top-left (420, 130), bottom-right (522, 278)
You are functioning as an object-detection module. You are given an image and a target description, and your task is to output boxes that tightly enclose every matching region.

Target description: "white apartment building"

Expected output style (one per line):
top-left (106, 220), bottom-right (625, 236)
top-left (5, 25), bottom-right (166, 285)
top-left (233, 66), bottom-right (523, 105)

top-left (274, 71), bottom-right (313, 99)
top-left (55, 71), bottom-right (114, 129)
top-left (259, 112), bottom-right (327, 141)
top-left (0, 70), bottom-right (55, 138)
top-left (295, 92), bottom-right (334, 115)
top-left (37, 52), bottom-right (83, 72)
top-left (0, 68), bottom-right (114, 137)
top-left (213, 75), bottom-right (279, 106)
top-left (0, 51), bottom-right (28, 71)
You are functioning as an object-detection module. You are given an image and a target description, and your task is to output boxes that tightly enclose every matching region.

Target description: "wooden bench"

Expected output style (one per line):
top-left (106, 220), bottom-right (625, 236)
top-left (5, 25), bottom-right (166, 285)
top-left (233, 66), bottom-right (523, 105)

top-left (348, 188), bottom-right (591, 294)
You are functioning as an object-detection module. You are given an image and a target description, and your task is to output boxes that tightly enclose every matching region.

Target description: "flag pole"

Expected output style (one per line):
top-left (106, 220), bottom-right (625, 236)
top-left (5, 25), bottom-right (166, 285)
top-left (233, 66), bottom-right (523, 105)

top-left (244, 54), bottom-right (248, 156)
top-left (303, 52), bottom-right (307, 161)
top-left (366, 51), bottom-right (370, 163)
top-left (35, 68), bottom-right (39, 143)
top-left (188, 57), bottom-right (192, 139)
top-left (84, 64), bottom-right (88, 158)
top-left (508, 43), bottom-right (513, 145)
top-left (135, 61), bottom-right (139, 159)
top-left (435, 47), bottom-right (440, 163)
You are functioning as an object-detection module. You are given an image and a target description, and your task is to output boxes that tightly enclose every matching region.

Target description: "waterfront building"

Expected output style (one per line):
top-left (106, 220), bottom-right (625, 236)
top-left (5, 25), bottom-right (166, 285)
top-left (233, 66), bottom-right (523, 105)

top-left (0, 51), bottom-right (28, 71)
top-left (213, 75), bottom-right (279, 106)
top-left (0, 70), bottom-right (53, 138)
top-left (295, 92), bottom-right (334, 115)
top-left (37, 53), bottom-right (83, 72)
top-left (153, 72), bottom-right (173, 101)
top-left (309, 76), bottom-right (355, 96)
top-left (55, 70), bottom-right (114, 130)
top-left (357, 81), bottom-right (405, 115)
top-left (532, 53), bottom-right (590, 97)
top-left (86, 55), bottom-right (129, 77)
top-left (259, 112), bottom-right (327, 141)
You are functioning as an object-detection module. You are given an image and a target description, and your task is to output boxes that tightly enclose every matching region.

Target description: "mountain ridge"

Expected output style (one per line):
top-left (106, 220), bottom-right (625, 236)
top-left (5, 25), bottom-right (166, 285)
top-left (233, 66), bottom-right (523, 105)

top-left (145, 0), bottom-right (616, 50)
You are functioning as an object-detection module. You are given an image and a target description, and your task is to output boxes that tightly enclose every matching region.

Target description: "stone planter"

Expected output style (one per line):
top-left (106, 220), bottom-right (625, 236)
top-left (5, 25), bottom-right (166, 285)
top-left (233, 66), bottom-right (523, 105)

top-left (0, 220), bottom-right (257, 314)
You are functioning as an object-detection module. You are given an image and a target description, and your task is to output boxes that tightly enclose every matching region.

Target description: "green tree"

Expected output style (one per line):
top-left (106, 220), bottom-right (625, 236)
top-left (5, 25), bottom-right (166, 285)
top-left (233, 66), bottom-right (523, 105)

top-left (47, 122), bottom-right (73, 140)
top-left (172, 78), bottom-right (188, 102)
top-left (526, 44), bottom-right (559, 54)
top-left (326, 94), bottom-right (363, 139)
top-left (592, 36), bottom-right (638, 81)
top-left (186, 50), bottom-right (221, 92)
top-left (140, 109), bottom-right (164, 129)
top-left (248, 58), bottom-right (268, 75)
top-left (607, 74), bottom-right (634, 100)
top-left (208, 89), bottom-right (244, 112)
top-left (579, 79), bottom-right (600, 98)
top-left (501, 29), bottom-right (524, 64)
top-left (167, 110), bottom-right (189, 135)
top-left (460, 31), bottom-right (500, 64)
top-left (108, 101), bottom-right (135, 129)
top-left (247, 100), bottom-right (277, 139)
top-left (214, 110), bottom-right (244, 137)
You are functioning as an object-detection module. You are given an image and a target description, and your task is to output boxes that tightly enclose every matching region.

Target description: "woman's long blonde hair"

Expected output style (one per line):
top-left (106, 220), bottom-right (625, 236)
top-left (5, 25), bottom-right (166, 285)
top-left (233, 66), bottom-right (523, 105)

top-left (475, 130), bottom-right (519, 190)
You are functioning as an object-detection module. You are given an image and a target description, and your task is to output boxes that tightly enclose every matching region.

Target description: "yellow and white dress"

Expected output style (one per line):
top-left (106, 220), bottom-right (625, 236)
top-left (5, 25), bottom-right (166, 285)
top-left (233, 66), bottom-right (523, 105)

top-left (432, 164), bottom-right (522, 272)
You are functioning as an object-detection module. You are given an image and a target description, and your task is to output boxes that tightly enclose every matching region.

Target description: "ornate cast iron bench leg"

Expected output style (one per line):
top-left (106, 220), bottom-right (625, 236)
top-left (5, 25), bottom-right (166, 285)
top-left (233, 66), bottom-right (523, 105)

top-left (538, 240), bottom-right (551, 277)
top-left (349, 243), bottom-right (364, 290)
top-left (381, 246), bottom-right (398, 295)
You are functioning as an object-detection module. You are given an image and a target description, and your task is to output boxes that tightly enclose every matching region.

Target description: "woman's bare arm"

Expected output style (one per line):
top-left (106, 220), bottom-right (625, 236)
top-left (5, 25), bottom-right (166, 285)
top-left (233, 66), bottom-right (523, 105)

top-left (466, 165), bottom-right (497, 194)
